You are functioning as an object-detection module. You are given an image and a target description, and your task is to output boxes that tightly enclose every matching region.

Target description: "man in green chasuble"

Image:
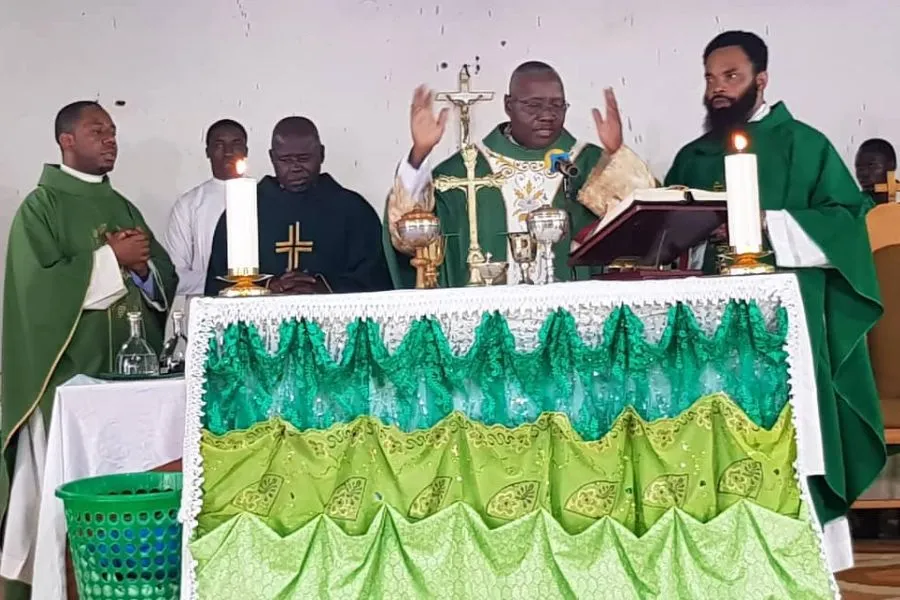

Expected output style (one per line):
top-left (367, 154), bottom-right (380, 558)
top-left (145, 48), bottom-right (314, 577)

top-left (665, 30), bottom-right (885, 567)
top-left (383, 61), bottom-right (657, 287)
top-left (0, 101), bottom-right (176, 597)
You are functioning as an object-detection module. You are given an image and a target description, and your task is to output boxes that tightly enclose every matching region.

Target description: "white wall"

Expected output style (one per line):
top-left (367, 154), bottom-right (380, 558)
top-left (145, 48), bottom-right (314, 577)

top-left (1, 0), bottom-right (898, 301)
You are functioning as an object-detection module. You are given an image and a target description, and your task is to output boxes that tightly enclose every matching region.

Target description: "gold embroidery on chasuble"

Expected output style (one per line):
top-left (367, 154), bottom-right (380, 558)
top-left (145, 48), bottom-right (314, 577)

top-left (275, 221), bottom-right (314, 271)
top-left (477, 141), bottom-right (586, 233)
top-left (90, 223), bottom-right (109, 249)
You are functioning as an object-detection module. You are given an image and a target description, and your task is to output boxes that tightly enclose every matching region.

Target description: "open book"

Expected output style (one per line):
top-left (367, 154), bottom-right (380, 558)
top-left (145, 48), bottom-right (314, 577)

top-left (574, 186), bottom-right (727, 247)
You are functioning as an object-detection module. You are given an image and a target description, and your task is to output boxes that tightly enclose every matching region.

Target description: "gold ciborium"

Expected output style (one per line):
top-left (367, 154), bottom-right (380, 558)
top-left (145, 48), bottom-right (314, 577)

top-left (396, 207), bottom-right (442, 289)
top-left (507, 232), bottom-right (537, 285)
top-left (422, 235), bottom-right (446, 288)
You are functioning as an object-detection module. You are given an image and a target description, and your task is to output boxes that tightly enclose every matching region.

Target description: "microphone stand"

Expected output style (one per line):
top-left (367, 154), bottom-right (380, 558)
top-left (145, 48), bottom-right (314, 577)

top-left (560, 171), bottom-right (578, 281)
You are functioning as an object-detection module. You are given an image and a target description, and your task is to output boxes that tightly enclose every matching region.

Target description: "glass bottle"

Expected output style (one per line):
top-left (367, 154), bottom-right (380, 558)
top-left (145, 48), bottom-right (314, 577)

top-left (159, 310), bottom-right (188, 375)
top-left (115, 312), bottom-right (160, 376)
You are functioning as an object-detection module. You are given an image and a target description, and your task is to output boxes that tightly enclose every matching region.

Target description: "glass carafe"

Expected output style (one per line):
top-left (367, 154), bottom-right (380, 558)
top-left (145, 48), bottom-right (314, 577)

top-left (159, 310), bottom-right (187, 375)
top-left (115, 312), bottom-right (160, 376)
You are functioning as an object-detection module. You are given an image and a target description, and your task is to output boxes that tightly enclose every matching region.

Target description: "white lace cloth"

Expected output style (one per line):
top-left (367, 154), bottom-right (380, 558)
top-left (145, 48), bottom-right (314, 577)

top-left (1, 375), bottom-right (185, 600)
top-left (179, 275), bottom-right (843, 600)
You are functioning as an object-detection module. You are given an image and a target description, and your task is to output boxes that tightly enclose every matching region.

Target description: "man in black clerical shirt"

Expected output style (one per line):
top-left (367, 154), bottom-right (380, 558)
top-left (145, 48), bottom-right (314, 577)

top-left (205, 117), bottom-right (393, 295)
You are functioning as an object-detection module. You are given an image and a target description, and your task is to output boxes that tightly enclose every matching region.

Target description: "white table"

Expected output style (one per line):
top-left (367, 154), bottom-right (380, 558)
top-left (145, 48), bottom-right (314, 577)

top-left (11, 375), bottom-right (185, 600)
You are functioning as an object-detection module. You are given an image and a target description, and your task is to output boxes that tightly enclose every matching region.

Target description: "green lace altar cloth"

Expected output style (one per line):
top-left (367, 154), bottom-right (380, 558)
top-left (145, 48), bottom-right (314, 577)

top-left (182, 280), bottom-right (833, 599)
top-left (197, 395), bottom-right (800, 538)
top-left (190, 502), bottom-right (833, 600)
top-left (202, 302), bottom-right (789, 438)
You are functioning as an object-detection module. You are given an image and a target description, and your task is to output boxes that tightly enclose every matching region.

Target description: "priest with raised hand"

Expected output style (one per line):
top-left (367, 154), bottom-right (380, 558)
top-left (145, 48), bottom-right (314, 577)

top-left (664, 30), bottom-right (884, 568)
top-left (383, 61), bottom-right (657, 287)
top-left (205, 117), bottom-right (392, 295)
top-left (0, 101), bottom-right (177, 598)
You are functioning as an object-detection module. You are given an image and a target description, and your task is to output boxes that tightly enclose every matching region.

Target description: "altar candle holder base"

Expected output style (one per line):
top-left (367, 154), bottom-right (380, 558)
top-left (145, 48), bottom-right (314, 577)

top-left (217, 269), bottom-right (273, 297)
top-left (719, 249), bottom-right (775, 276)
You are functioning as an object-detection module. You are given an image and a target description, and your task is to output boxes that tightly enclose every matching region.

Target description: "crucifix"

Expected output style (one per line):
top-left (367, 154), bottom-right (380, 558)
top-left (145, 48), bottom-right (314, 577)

top-left (275, 221), bottom-right (314, 271)
top-left (436, 64), bottom-right (494, 147)
top-left (433, 144), bottom-right (508, 285)
top-left (875, 170), bottom-right (900, 202)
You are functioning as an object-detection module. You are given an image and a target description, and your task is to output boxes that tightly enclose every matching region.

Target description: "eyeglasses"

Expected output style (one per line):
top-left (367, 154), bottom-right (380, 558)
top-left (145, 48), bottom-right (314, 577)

top-left (511, 98), bottom-right (570, 115)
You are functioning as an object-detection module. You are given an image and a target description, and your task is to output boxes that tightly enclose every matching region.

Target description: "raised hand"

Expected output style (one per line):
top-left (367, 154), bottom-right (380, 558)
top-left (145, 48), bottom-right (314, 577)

top-left (409, 85), bottom-right (448, 168)
top-left (591, 88), bottom-right (624, 154)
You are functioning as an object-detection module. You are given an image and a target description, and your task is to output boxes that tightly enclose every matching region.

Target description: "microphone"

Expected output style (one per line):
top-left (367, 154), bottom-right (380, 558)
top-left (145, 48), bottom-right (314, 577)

top-left (543, 149), bottom-right (580, 178)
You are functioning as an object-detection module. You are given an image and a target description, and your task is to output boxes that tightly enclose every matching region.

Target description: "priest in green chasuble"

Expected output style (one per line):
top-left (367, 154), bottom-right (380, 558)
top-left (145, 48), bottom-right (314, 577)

top-left (0, 101), bottom-right (176, 597)
top-left (665, 30), bottom-right (885, 562)
top-left (383, 61), bottom-right (657, 287)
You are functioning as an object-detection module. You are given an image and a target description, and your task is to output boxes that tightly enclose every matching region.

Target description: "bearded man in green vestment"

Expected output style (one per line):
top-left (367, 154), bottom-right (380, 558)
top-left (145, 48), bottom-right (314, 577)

top-left (384, 61), bottom-right (657, 287)
top-left (0, 101), bottom-right (177, 597)
top-left (665, 30), bottom-right (885, 567)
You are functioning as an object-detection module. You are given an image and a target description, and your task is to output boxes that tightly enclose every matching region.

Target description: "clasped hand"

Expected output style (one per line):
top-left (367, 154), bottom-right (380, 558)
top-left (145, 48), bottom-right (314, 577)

top-left (106, 228), bottom-right (150, 278)
top-left (268, 271), bottom-right (325, 295)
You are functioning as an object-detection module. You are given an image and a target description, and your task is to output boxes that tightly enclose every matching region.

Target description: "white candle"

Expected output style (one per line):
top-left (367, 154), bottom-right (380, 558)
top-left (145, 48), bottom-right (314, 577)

top-left (224, 159), bottom-right (259, 272)
top-left (724, 133), bottom-right (763, 253)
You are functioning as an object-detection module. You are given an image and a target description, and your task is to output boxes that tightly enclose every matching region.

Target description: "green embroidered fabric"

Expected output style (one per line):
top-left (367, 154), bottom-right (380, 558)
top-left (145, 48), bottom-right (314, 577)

top-left (197, 393), bottom-right (800, 538)
top-left (190, 501), bottom-right (833, 600)
top-left (202, 301), bottom-right (790, 438)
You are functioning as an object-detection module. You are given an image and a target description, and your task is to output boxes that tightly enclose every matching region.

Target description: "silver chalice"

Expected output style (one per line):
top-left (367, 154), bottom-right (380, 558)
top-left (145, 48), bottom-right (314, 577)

top-left (526, 207), bottom-right (569, 285)
top-left (507, 232), bottom-right (537, 285)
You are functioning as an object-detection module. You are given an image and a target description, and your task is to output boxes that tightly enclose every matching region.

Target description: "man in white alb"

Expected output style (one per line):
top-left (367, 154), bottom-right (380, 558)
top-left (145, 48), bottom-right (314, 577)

top-left (163, 119), bottom-right (248, 297)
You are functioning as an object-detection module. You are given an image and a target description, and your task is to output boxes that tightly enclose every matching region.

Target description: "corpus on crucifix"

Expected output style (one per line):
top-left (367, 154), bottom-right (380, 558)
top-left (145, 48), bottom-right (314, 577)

top-left (436, 64), bottom-right (494, 147)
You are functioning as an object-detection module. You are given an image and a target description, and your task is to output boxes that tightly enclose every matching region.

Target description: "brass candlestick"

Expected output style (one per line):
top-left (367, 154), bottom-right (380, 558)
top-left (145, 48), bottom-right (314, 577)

top-left (217, 267), bottom-right (272, 297)
top-left (719, 249), bottom-right (775, 276)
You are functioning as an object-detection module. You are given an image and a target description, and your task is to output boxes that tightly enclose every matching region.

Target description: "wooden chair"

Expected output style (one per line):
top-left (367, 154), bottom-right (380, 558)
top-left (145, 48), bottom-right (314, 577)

top-left (855, 204), bottom-right (900, 509)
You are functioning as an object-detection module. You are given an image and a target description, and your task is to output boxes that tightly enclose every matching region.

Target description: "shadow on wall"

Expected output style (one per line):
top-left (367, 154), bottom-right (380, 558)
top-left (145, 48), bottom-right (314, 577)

top-left (112, 138), bottom-right (183, 234)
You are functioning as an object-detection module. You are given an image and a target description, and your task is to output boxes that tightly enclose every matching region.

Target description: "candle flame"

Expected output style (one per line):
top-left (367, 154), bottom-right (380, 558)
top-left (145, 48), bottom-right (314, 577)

top-left (235, 158), bottom-right (247, 176)
top-left (733, 133), bottom-right (748, 152)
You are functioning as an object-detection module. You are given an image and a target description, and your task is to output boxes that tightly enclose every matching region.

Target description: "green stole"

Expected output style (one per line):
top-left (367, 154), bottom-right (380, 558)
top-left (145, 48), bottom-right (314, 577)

top-left (665, 102), bottom-right (885, 523)
top-left (0, 165), bottom-right (177, 522)
top-left (383, 124), bottom-right (604, 288)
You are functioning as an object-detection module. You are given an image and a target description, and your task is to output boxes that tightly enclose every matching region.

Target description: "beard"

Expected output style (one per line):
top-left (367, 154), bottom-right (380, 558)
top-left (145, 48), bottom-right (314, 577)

top-left (703, 83), bottom-right (759, 138)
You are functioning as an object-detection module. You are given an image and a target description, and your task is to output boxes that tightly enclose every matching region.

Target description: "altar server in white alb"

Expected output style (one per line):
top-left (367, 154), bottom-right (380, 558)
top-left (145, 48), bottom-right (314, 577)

top-left (163, 119), bottom-right (249, 296)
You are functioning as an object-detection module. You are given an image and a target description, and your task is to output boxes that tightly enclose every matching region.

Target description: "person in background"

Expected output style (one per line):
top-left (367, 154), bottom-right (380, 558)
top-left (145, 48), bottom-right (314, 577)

top-left (163, 119), bottom-right (248, 297)
top-left (856, 138), bottom-right (897, 205)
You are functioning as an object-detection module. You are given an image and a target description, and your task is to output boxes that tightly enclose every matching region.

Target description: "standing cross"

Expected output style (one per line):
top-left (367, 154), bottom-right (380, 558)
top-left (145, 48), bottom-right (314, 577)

top-left (275, 221), bottom-right (314, 271)
top-left (436, 65), bottom-right (494, 146)
top-left (875, 170), bottom-right (900, 202)
top-left (434, 144), bottom-right (508, 284)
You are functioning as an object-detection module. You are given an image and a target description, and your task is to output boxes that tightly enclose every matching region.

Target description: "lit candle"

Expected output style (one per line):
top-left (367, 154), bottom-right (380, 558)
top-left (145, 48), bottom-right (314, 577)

top-left (224, 159), bottom-right (259, 273)
top-left (724, 133), bottom-right (763, 253)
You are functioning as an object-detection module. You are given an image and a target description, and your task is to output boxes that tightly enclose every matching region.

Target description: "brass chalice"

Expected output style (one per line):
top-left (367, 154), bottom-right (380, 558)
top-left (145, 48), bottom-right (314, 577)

top-left (396, 207), bottom-right (441, 289)
top-left (507, 232), bottom-right (537, 285)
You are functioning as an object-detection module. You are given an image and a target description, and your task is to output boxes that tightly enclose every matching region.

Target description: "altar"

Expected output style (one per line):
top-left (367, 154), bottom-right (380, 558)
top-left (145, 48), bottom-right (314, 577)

top-left (179, 276), bottom-right (845, 599)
